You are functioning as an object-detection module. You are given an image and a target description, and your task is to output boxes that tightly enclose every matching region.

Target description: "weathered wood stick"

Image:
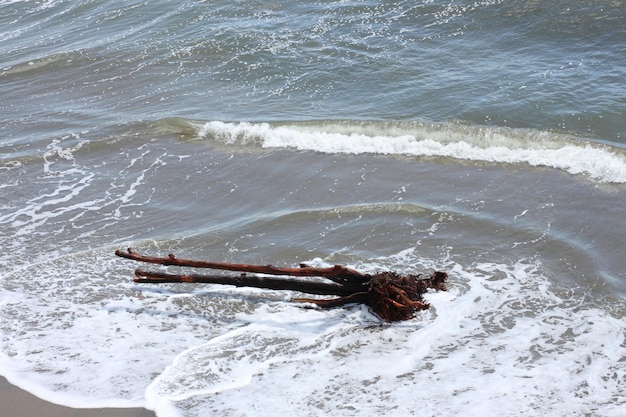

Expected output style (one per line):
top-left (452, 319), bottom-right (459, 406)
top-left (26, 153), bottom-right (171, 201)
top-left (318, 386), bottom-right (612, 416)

top-left (116, 248), bottom-right (366, 287)
top-left (134, 269), bottom-right (357, 296)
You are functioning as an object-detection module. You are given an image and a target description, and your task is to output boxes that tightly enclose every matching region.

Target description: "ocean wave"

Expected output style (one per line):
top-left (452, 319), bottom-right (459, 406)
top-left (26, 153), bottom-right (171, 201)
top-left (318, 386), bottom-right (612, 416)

top-left (197, 120), bottom-right (626, 183)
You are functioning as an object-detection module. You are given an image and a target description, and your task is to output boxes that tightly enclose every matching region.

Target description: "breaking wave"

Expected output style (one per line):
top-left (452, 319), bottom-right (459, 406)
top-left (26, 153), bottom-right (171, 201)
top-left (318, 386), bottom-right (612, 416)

top-left (197, 120), bottom-right (626, 183)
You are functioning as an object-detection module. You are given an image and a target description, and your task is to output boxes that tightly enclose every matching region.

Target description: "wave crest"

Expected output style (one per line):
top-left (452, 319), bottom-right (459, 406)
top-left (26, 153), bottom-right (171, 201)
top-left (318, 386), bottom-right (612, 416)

top-left (197, 120), bottom-right (626, 183)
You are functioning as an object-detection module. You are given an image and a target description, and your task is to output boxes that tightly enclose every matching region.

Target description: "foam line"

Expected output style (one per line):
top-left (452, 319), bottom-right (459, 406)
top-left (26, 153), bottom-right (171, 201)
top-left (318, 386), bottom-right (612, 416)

top-left (198, 121), bottom-right (626, 183)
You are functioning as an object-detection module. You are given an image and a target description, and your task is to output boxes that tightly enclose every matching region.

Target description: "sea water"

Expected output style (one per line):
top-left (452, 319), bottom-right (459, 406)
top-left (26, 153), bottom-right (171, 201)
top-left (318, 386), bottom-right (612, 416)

top-left (1, 1), bottom-right (625, 416)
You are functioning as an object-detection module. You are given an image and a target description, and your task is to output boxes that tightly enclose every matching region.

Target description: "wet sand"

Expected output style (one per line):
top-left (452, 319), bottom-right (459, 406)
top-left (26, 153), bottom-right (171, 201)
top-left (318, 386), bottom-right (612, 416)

top-left (0, 377), bottom-right (156, 417)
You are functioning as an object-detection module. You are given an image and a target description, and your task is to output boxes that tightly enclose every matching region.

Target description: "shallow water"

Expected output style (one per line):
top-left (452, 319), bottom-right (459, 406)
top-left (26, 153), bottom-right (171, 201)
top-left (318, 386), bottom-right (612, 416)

top-left (1, 1), bottom-right (625, 416)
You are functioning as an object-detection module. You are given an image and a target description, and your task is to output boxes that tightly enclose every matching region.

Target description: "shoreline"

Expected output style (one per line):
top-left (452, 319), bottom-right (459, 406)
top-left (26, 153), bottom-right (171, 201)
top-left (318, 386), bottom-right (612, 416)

top-left (0, 376), bottom-right (156, 417)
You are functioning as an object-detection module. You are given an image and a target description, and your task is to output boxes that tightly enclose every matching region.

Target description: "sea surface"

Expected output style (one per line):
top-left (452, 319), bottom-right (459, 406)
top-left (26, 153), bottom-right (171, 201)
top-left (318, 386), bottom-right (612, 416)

top-left (1, 1), bottom-right (625, 416)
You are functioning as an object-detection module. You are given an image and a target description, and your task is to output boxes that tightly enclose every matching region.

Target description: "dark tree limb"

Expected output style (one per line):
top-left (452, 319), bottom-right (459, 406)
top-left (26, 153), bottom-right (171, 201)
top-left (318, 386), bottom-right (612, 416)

top-left (115, 248), bottom-right (448, 322)
top-left (134, 269), bottom-right (356, 296)
top-left (115, 248), bottom-right (366, 289)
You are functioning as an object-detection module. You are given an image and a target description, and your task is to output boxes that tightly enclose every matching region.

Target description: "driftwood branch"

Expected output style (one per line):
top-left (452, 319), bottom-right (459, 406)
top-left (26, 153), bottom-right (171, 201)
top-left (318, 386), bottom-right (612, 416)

top-left (115, 248), bottom-right (447, 322)
top-left (116, 248), bottom-right (366, 289)
top-left (134, 269), bottom-right (355, 296)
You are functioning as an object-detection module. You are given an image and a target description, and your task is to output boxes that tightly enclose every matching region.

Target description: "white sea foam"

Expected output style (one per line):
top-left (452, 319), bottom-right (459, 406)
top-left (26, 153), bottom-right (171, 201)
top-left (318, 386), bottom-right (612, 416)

top-left (1, 247), bottom-right (624, 416)
top-left (0, 247), bottom-right (232, 409)
top-left (198, 121), bottom-right (626, 183)
top-left (142, 258), bottom-right (626, 417)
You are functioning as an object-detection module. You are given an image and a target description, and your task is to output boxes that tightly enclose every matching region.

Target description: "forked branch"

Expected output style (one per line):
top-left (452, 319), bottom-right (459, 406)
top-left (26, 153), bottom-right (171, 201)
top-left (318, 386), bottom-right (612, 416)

top-left (115, 248), bottom-right (447, 322)
top-left (115, 248), bottom-right (366, 288)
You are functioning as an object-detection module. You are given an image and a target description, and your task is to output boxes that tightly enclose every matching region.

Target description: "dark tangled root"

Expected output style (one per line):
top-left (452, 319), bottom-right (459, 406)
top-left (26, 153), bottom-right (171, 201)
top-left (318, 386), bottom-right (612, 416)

top-left (366, 271), bottom-right (448, 322)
